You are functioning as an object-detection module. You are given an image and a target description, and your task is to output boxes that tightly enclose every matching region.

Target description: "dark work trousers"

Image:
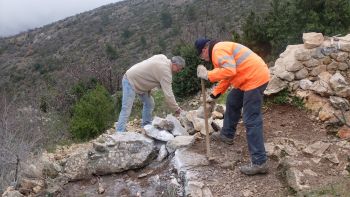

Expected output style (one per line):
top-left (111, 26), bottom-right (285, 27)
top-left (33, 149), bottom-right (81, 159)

top-left (221, 82), bottom-right (268, 165)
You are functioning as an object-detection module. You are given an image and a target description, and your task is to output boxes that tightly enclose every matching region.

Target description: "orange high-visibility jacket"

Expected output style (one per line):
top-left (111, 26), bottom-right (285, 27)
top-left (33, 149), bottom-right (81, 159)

top-left (208, 42), bottom-right (270, 96)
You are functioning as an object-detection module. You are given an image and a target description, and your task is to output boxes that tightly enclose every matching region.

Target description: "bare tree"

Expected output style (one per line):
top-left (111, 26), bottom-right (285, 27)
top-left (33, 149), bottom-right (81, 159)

top-left (64, 58), bottom-right (124, 94)
top-left (0, 93), bottom-right (44, 192)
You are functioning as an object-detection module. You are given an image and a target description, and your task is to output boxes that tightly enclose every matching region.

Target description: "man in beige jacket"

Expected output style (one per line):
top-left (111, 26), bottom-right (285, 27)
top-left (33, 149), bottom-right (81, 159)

top-left (116, 54), bottom-right (186, 132)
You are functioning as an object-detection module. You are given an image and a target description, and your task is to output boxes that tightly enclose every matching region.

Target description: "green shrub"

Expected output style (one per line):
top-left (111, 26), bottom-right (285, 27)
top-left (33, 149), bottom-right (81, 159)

top-left (122, 29), bottom-right (133, 39)
top-left (140, 36), bottom-right (147, 47)
top-left (242, 0), bottom-right (350, 58)
top-left (69, 84), bottom-right (115, 141)
top-left (33, 63), bottom-right (44, 72)
top-left (158, 39), bottom-right (166, 51)
top-left (170, 25), bottom-right (180, 37)
top-left (160, 11), bottom-right (172, 28)
top-left (70, 78), bottom-right (98, 101)
top-left (172, 44), bottom-right (209, 100)
top-left (105, 44), bottom-right (118, 60)
top-left (185, 5), bottom-right (197, 22)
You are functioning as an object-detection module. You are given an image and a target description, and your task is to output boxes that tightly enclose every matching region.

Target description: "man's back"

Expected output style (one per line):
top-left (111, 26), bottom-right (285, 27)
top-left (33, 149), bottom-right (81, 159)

top-left (126, 54), bottom-right (172, 93)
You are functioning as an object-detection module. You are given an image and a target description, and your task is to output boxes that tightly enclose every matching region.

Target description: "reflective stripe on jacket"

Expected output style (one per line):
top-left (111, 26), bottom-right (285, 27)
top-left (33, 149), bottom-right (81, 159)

top-left (207, 42), bottom-right (270, 96)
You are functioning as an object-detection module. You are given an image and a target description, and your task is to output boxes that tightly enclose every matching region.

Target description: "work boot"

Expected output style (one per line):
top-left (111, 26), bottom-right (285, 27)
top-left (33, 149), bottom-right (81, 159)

top-left (239, 162), bottom-right (268, 175)
top-left (210, 132), bottom-right (234, 145)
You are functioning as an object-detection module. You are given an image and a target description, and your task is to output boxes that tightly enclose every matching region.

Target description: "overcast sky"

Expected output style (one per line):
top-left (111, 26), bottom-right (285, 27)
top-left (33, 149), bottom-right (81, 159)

top-left (0, 0), bottom-right (123, 37)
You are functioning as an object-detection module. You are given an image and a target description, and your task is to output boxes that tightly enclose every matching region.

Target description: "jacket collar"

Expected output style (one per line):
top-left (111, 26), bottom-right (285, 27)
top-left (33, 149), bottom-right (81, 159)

top-left (208, 40), bottom-right (219, 64)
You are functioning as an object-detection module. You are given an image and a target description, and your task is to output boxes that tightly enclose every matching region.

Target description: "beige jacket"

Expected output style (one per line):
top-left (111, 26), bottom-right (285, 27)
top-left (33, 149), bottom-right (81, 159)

top-left (125, 54), bottom-right (179, 111)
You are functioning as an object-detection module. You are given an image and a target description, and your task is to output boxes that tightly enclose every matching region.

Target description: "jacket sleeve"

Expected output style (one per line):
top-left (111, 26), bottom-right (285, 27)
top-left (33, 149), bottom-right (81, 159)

top-left (207, 49), bottom-right (237, 82)
top-left (160, 77), bottom-right (179, 111)
top-left (208, 49), bottom-right (236, 96)
top-left (212, 80), bottom-right (231, 96)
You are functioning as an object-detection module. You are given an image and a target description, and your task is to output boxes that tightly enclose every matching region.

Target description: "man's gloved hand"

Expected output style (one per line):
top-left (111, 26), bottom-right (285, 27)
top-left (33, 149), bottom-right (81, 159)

top-left (197, 65), bottom-right (208, 80)
top-left (206, 93), bottom-right (221, 103)
top-left (206, 94), bottom-right (215, 103)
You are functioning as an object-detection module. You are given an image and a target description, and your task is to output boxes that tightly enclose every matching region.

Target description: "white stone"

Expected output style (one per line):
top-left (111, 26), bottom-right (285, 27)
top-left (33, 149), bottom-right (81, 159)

top-left (329, 96), bottom-right (350, 110)
top-left (173, 148), bottom-right (209, 170)
top-left (166, 114), bottom-right (188, 136)
top-left (144, 125), bottom-right (174, 142)
top-left (303, 32), bottom-right (324, 49)
top-left (303, 141), bottom-right (331, 157)
top-left (264, 75), bottom-right (288, 95)
top-left (299, 79), bottom-right (313, 90)
top-left (156, 144), bottom-right (168, 162)
top-left (166, 136), bottom-right (195, 153)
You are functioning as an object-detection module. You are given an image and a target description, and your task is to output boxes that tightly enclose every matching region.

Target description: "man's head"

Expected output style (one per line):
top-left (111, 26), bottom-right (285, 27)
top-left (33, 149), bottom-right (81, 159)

top-left (195, 38), bottom-right (211, 61)
top-left (171, 56), bottom-right (186, 73)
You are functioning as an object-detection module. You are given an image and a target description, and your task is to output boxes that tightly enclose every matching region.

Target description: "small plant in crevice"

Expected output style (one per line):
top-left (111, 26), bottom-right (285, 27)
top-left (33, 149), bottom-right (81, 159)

top-left (271, 89), bottom-right (290, 105)
top-left (161, 184), bottom-right (178, 197)
top-left (290, 95), bottom-right (304, 109)
top-left (265, 89), bottom-right (304, 109)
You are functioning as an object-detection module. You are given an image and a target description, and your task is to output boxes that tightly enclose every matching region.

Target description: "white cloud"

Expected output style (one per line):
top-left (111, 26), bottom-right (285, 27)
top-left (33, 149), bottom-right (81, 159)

top-left (0, 0), bottom-right (122, 37)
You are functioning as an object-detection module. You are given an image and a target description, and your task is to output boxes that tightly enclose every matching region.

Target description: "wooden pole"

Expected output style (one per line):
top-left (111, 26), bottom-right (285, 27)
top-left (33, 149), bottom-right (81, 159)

top-left (201, 79), bottom-right (211, 158)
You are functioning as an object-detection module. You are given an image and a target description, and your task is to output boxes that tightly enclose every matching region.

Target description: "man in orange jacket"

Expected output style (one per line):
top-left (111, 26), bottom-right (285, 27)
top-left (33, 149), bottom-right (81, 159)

top-left (195, 38), bottom-right (270, 175)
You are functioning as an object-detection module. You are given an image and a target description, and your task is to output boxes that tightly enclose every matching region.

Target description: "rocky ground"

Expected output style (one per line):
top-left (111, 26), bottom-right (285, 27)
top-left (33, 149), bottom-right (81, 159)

top-left (187, 104), bottom-right (349, 197)
top-left (57, 104), bottom-right (350, 197)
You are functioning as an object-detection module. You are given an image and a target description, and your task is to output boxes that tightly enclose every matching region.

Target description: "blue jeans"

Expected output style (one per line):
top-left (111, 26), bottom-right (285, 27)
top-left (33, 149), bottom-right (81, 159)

top-left (221, 83), bottom-right (268, 165)
top-left (116, 76), bottom-right (155, 132)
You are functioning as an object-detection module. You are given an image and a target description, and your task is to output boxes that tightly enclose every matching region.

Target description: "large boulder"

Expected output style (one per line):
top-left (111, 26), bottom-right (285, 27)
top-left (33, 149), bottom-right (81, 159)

top-left (64, 132), bottom-right (156, 180)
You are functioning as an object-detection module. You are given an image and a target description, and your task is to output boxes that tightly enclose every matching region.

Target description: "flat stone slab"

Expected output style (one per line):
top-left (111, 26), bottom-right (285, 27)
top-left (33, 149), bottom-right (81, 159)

top-left (173, 148), bottom-right (209, 171)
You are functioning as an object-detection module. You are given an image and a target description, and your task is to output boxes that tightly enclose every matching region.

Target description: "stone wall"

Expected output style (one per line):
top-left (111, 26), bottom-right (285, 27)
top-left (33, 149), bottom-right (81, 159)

top-left (265, 32), bottom-right (350, 126)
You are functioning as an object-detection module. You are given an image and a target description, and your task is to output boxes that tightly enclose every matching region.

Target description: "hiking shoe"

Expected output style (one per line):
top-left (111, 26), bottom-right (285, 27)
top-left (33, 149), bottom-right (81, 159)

top-left (239, 162), bottom-right (268, 175)
top-left (210, 132), bottom-right (234, 145)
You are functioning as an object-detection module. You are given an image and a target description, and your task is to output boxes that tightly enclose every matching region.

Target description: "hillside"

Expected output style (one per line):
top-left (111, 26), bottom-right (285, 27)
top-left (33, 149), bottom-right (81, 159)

top-left (0, 0), bottom-right (270, 96)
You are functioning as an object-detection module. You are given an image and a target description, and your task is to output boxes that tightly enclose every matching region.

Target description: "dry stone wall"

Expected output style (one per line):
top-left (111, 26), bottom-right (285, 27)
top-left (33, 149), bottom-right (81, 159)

top-left (265, 32), bottom-right (350, 127)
